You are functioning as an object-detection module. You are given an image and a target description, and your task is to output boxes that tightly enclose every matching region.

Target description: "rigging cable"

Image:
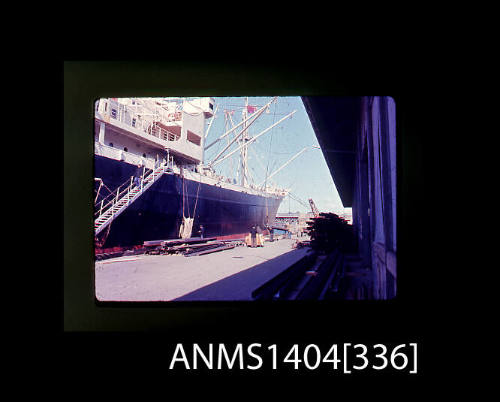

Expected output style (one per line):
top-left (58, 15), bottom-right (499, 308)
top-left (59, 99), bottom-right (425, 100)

top-left (264, 100), bottom-right (278, 188)
top-left (191, 171), bottom-right (202, 219)
top-left (181, 169), bottom-right (188, 218)
top-left (288, 191), bottom-right (310, 209)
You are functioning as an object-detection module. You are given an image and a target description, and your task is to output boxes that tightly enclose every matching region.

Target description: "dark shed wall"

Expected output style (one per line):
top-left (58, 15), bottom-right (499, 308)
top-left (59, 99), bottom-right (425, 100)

top-left (301, 96), bottom-right (397, 299)
top-left (353, 96), bottom-right (397, 299)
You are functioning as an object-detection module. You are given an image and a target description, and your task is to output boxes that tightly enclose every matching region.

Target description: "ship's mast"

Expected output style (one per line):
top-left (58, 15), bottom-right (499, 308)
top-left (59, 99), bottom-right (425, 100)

top-left (240, 97), bottom-right (249, 187)
top-left (206, 96), bottom-right (297, 193)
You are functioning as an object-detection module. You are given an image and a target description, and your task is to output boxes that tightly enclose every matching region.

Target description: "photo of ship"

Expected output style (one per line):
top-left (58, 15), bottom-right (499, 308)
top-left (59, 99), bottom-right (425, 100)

top-left (94, 96), bottom-right (292, 252)
top-left (89, 91), bottom-right (397, 302)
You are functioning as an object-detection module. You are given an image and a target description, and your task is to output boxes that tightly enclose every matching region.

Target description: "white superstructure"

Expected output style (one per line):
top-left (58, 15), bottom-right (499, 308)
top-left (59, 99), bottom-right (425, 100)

top-left (95, 97), bottom-right (214, 166)
top-left (94, 96), bottom-right (287, 198)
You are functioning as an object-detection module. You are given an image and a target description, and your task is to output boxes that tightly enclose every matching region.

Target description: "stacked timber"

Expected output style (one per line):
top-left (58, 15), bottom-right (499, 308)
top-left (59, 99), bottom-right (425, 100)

top-left (143, 237), bottom-right (243, 256)
top-left (305, 213), bottom-right (355, 253)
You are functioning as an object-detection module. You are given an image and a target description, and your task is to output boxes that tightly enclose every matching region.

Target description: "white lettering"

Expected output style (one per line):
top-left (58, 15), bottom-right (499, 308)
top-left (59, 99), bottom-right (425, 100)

top-left (193, 343), bottom-right (213, 369)
top-left (218, 344), bottom-right (244, 369)
top-left (169, 344), bottom-right (190, 370)
top-left (246, 343), bottom-right (263, 370)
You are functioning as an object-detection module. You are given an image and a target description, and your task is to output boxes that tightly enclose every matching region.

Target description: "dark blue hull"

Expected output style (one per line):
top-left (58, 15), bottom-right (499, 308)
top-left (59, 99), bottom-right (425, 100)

top-left (95, 155), bottom-right (283, 248)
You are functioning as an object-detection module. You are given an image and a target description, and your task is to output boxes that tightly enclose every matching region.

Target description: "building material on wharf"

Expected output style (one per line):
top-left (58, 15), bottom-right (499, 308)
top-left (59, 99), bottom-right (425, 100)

top-left (95, 237), bottom-right (311, 302)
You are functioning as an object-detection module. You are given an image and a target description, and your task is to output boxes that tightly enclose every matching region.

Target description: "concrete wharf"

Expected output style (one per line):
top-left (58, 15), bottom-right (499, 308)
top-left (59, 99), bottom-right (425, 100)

top-left (95, 238), bottom-right (311, 301)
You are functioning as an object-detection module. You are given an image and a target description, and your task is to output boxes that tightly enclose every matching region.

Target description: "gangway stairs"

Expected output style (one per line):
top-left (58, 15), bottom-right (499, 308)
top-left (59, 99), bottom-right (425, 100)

top-left (94, 163), bottom-right (170, 236)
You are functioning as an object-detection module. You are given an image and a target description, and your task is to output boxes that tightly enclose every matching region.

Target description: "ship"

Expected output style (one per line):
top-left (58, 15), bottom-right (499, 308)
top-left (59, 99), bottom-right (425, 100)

top-left (94, 96), bottom-right (292, 251)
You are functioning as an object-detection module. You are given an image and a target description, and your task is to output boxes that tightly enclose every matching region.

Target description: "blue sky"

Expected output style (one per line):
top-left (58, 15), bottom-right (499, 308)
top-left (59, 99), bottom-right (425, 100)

top-left (203, 96), bottom-right (346, 214)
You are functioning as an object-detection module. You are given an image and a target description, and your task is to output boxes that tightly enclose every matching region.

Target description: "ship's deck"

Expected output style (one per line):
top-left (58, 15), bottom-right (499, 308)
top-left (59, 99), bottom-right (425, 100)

top-left (95, 237), bottom-right (311, 301)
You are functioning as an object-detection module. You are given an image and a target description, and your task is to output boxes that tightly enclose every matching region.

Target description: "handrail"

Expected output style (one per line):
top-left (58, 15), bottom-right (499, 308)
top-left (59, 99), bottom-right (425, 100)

top-left (94, 160), bottom-right (174, 224)
top-left (103, 100), bottom-right (182, 144)
top-left (94, 166), bottom-right (155, 219)
top-left (94, 173), bottom-right (142, 216)
top-left (148, 123), bottom-right (181, 142)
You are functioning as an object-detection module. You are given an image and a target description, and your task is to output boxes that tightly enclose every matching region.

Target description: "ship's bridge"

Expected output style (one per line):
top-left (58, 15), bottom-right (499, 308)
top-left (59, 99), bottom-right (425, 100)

top-left (95, 97), bottom-right (214, 165)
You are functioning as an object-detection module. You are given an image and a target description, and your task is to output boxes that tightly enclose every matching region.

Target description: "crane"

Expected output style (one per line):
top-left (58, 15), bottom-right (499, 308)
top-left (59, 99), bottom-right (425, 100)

top-left (308, 198), bottom-right (320, 218)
